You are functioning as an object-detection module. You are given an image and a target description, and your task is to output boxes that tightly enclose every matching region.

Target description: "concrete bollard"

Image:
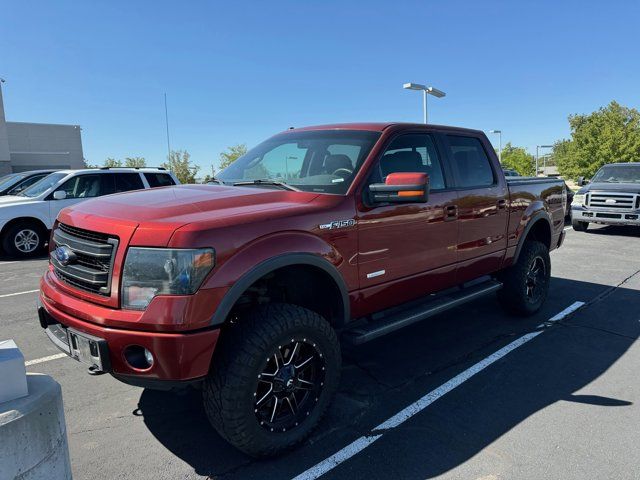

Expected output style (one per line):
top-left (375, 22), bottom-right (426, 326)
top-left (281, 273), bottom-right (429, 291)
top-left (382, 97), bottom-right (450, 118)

top-left (0, 373), bottom-right (73, 480)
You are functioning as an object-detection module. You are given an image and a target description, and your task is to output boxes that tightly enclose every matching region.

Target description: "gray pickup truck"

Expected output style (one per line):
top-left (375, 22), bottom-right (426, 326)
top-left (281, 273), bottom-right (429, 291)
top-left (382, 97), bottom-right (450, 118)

top-left (572, 162), bottom-right (640, 231)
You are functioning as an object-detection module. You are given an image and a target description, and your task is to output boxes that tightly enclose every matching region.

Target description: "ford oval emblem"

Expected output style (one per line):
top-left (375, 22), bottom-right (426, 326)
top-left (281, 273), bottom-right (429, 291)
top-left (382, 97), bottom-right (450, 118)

top-left (54, 245), bottom-right (76, 266)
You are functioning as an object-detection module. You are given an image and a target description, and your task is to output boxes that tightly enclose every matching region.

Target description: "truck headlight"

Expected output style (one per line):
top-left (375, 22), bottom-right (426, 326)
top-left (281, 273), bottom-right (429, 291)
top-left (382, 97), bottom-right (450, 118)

top-left (121, 248), bottom-right (215, 310)
top-left (573, 194), bottom-right (585, 206)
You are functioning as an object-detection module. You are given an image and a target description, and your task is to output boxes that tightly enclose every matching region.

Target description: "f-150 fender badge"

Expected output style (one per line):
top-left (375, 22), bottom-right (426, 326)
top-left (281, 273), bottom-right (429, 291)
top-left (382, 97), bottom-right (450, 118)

top-left (319, 219), bottom-right (356, 230)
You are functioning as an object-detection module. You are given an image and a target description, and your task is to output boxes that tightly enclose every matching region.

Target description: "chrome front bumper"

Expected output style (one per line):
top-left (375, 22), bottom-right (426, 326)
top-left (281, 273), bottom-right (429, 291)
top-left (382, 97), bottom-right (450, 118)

top-left (572, 207), bottom-right (640, 225)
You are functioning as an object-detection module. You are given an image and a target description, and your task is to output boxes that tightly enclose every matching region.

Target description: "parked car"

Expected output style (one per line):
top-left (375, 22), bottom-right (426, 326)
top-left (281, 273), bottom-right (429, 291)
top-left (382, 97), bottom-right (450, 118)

top-left (0, 168), bottom-right (178, 257)
top-left (502, 167), bottom-right (520, 177)
top-left (0, 170), bottom-right (56, 196)
top-left (571, 162), bottom-right (640, 231)
top-left (37, 123), bottom-right (566, 457)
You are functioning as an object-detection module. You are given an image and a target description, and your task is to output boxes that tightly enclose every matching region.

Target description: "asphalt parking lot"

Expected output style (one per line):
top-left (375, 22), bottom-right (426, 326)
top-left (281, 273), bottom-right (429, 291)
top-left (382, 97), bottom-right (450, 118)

top-left (2, 224), bottom-right (639, 480)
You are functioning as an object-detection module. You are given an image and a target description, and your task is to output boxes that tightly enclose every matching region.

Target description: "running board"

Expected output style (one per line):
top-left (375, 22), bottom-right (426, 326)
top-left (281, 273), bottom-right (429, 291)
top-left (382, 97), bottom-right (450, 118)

top-left (344, 280), bottom-right (503, 345)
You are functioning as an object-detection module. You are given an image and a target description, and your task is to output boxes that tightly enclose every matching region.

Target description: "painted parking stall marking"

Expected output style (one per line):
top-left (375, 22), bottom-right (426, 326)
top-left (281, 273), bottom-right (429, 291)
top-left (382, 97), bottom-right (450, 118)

top-left (291, 301), bottom-right (587, 480)
top-left (0, 289), bottom-right (39, 299)
top-left (25, 353), bottom-right (67, 366)
top-left (538, 301), bottom-right (585, 328)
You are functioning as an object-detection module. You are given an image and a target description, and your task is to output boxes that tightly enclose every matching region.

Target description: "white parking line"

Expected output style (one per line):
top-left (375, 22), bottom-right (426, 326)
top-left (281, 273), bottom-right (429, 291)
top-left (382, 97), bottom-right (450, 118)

top-left (0, 289), bottom-right (39, 299)
top-left (291, 301), bottom-right (586, 480)
top-left (25, 353), bottom-right (67, 366)
top-left (538, 301), bottom-right (585, 327)
top-left (0, 261), bottom-right (19, 266)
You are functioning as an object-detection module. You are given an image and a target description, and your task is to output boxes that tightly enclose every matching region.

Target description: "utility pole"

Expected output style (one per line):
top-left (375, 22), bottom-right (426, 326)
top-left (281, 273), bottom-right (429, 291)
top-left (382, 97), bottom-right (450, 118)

top-left (536, 145), bottom-right (553, 176)
top-left (402, 83), bottom-right (446, 124)
top-left (164, 93), bottom-right (171, 163)
top-left (490, 130), bottom-right (502, 163)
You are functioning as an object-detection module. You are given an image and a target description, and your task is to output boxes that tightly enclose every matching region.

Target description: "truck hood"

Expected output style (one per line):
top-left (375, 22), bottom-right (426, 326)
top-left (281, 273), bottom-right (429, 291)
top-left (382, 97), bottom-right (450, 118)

top-left (580, 182), bottom-right (640, 194)
top-left (66, 184), bottom-right (322, 228)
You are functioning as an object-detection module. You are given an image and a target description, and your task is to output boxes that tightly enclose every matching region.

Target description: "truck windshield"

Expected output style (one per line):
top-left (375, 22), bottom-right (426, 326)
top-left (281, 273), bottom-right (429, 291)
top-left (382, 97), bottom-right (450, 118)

top-left (592, 164), bottom-right (640, 183)
top-left (216, 130), bottom-right (381, 194)
top-left (19, 172), bottom-right (67, 197)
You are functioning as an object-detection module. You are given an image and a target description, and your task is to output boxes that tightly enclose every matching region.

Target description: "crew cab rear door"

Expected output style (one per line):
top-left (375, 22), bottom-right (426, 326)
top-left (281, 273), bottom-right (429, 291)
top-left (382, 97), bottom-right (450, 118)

top-left (440, 132), bottom-right (508, 283)
top-left (356, 132), bottom-right (458, 304)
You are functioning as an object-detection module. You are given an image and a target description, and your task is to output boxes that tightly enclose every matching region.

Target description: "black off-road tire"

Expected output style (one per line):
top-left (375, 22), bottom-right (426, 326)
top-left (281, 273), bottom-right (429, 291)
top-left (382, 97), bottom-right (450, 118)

top-left (572, 219), bottom-right (588, 232)
top-left (1, 222), bottom-right (46, 258)
top-left (496, 240), bottom-right (551, 316)
top-left (203, 303), bottom-right (341, 458)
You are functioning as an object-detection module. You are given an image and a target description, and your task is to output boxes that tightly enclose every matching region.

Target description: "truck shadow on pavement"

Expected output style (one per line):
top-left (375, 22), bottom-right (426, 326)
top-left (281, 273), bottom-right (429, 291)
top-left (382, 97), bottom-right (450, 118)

top-left (137, 276), bottom-right (639, 479)
top-left (583, 225), bottom-right (640, 237)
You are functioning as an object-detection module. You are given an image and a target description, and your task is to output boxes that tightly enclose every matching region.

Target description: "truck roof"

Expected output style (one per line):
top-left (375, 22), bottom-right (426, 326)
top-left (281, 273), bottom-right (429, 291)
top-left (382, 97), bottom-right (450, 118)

top-left (287, 122), bottom-right (484, 135)
top-left (601, 162), bottom-right (640, 166)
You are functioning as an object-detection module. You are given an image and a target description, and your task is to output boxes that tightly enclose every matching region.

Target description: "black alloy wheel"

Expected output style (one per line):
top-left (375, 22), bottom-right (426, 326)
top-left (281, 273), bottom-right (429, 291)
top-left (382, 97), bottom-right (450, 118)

top-left (254, 338), bottom-right (325, 432)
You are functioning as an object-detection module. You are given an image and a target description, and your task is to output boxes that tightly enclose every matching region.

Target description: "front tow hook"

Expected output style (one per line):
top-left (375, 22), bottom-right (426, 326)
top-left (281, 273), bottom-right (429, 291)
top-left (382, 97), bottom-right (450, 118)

top-left (87, 365), bottom-right (106, 376)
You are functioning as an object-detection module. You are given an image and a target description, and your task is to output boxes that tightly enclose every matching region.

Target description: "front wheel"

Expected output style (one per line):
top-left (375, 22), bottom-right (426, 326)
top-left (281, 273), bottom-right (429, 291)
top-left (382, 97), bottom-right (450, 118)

top-left (203, 303), bottom-right (341, 457)
top-left (572, 219), bottom-right (588, 232)
top-left (1, 222), bottom-right (46, 258)
top-left (496, 240), bottom-right (551, 316)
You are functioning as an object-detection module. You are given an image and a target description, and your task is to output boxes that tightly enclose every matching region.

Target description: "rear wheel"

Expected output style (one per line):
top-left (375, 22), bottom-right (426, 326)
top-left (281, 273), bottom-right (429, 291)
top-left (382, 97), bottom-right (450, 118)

top-left (2, 222), bottom-right (46, 258)
top-left (572, 219), bottom-right (588, 232)
top-left (203, 303), bottom-right (341, 457)
top-left (497, 240), bottom-right (551, 316)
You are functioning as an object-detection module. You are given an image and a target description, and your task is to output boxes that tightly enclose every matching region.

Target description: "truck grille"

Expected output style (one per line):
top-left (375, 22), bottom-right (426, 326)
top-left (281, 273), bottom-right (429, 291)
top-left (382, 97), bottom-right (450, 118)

top-left (587, 192), bottom-right (638, 211)
top-left (51, 223), bottom-right (118, 296)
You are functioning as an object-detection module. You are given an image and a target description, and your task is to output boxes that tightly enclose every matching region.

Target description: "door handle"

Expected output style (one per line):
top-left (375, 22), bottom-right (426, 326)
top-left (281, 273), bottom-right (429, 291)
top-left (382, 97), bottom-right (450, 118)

top-left (497, 199), bottom-right (507, 209)
top-left (444, 205), bottom-right (458, 221)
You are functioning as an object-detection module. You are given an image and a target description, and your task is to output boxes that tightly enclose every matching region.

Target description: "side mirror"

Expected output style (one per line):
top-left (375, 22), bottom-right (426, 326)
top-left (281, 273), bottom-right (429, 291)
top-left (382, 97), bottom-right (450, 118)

top-left (577, 176), bottom-right (589, 186)
top-left (53, 190), bottom-right (67, 200)
top-left (369, 172), bottom-right (429, 203)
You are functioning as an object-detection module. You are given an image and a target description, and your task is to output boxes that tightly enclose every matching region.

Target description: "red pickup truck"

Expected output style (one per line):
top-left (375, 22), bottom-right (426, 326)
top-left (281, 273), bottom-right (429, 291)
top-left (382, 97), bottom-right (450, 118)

top-left (39, 123), bottom-right (566, 456)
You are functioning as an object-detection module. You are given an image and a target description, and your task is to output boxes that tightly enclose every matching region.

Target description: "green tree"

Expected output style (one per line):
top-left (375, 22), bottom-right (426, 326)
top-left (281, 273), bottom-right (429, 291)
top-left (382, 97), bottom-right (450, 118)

top-left (103, 158), bottom-right (122, 168)
top-left (218, 144), bottom-right (247, 170)
top-left (499, 143), bottom-right (535, 176)
top-left (554, 101), bottom-right (640, 179)
top-left (162, 150), bottom-right (199, 184)
top-left (124, 157), bottom-right (147, 168)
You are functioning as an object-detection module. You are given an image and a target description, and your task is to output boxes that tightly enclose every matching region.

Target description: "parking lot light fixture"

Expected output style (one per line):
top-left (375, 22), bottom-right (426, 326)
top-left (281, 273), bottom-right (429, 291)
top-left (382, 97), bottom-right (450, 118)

top-left (536, 145), bottom-right (554, 176)
top-left (490, 130), bottom-right (502, 163)
top-left (403, 83), bottom-right (446, 124)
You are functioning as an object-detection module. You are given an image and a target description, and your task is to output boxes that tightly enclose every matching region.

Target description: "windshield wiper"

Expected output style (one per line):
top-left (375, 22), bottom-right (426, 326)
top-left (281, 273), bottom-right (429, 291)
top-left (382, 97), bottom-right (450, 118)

top-left (232, 179), bottom-right (300, 191)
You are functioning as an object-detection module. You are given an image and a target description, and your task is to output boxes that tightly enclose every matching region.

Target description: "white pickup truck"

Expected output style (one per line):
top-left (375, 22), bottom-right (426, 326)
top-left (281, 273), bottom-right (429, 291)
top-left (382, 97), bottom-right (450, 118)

top-left (0, 168), bottom-right (179, 258)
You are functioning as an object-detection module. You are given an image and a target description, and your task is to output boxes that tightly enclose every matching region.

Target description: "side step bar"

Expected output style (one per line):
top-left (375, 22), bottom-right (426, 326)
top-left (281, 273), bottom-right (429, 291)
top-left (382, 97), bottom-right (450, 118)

top-left (344, 279), bottom-right (503, 345)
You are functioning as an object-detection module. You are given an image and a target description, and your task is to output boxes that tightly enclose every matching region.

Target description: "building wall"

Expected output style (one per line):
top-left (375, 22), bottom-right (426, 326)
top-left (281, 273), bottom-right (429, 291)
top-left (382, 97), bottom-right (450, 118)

top-left (0, 84), bottom-right (11, 175)
top-left (6, 122), bottom-right (85, 172)
top-left (0, 83), bottom-right (85, 174)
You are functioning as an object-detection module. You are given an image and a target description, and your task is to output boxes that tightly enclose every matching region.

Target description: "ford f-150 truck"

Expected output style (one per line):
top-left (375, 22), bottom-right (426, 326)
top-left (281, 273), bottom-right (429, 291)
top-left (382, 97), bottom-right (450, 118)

top-left (571, 162), bottom-right (640, 231)
top-left (38, 123), bottom-right (566, 457)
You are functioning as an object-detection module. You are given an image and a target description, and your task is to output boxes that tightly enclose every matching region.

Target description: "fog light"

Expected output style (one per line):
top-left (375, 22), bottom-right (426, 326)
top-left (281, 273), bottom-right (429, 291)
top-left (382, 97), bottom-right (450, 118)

top-left (144, 348), bottom-right (154, 366)
top-left (124, 345), bottom-right (154, 370)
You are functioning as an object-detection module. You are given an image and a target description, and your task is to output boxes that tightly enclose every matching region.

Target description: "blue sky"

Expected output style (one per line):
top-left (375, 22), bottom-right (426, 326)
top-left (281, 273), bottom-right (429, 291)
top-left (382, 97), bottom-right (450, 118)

top-left (1, 0), bottom-right (639, 174)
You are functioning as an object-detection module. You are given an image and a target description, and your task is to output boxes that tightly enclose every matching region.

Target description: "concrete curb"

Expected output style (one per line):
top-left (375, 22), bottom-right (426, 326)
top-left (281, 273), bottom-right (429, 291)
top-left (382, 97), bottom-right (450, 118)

top-left (0, 373), bottom-right (72, 480)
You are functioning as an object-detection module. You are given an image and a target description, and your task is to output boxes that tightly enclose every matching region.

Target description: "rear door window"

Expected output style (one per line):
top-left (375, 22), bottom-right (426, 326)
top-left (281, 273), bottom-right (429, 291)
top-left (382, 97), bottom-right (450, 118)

top-left (115, 173), bottom-right (145, 192)
top-left (144, 173), bottom-right (175, 187)
top-left (446, 135), bottom-right (495, 188)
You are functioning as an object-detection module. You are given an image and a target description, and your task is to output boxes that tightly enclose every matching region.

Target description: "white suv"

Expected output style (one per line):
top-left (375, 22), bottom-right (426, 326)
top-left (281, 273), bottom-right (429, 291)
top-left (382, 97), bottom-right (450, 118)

top-left (0, 168), bottom-right (179, 258)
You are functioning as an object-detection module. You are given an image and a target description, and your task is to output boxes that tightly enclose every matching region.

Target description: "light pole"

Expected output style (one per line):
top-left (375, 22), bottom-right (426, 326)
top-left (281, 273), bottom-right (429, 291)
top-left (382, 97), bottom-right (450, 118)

top-left (403, 83), bottom-right (446, 124)
top-left (490, 130), bottom-right (502, 163)
top-left (536, 145), bottom-right (553, 176)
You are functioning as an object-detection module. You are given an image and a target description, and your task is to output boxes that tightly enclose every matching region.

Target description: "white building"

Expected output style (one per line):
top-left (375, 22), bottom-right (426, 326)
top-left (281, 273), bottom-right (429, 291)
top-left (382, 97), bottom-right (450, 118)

top-left (0, 81), bottom-right (85, 175)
